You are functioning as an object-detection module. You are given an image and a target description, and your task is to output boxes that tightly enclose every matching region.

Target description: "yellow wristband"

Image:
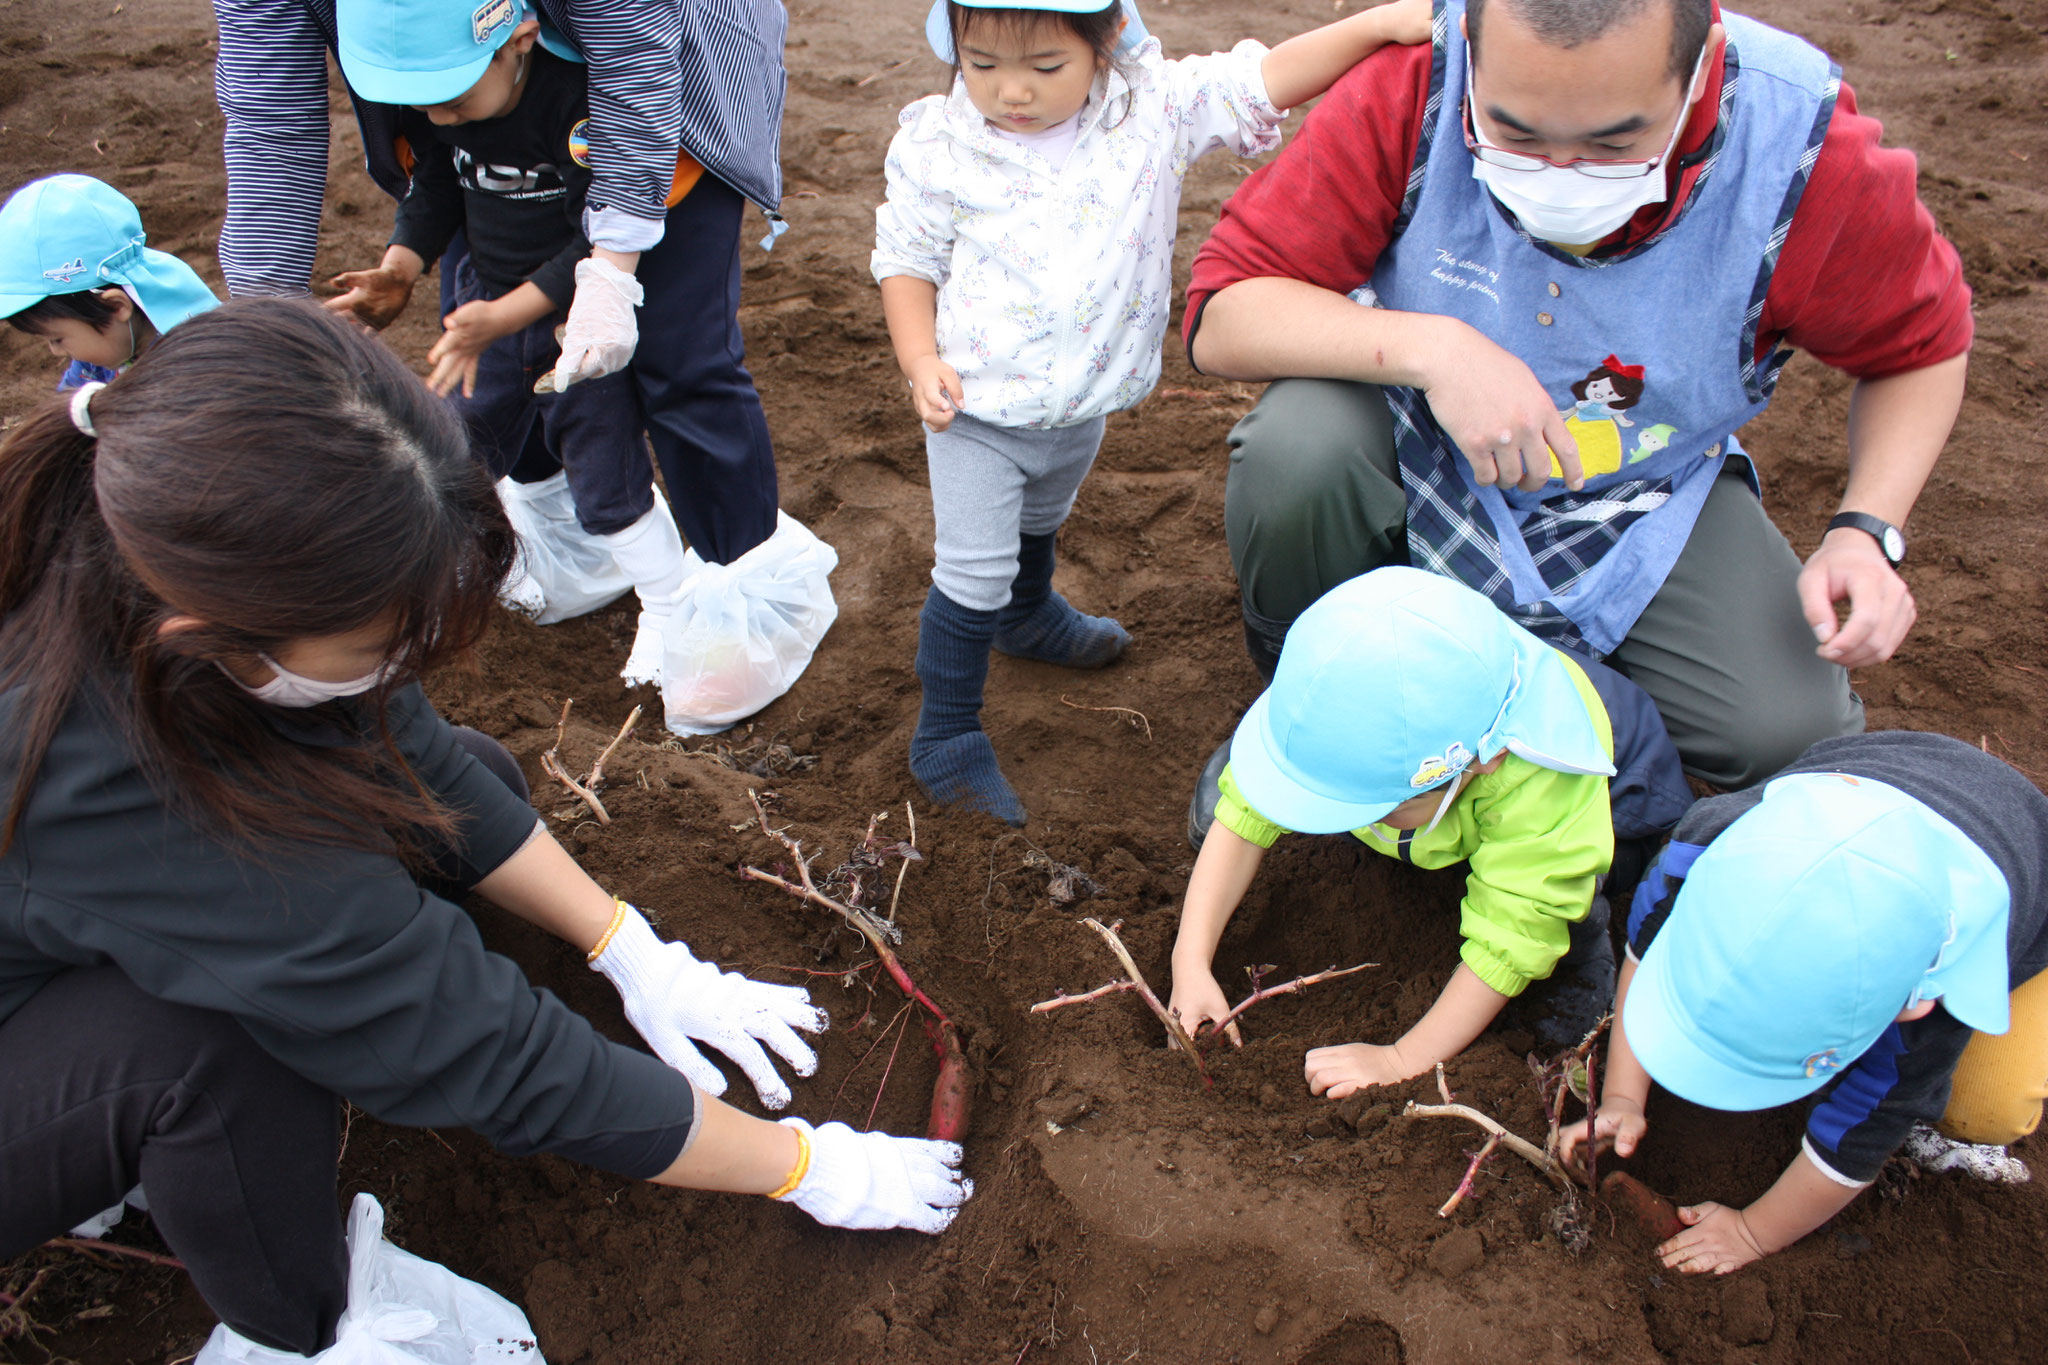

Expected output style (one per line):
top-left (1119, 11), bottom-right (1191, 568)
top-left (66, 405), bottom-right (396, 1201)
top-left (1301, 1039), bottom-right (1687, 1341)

top-left (766, 1126), bottom-right (812, 1201)
top-left (586, 899), bottom-right (630, 964)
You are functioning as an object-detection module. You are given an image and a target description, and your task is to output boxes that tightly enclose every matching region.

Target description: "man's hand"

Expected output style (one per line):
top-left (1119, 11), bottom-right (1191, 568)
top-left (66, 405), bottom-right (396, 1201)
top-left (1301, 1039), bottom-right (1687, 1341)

top-left (1421, 324), bottom-right (1584, 492)
top-left (1658, 1201), bottom-right (1770, 1275)
top-left (426, 299), bottom-right (517, 398)
top-left (1798, 527), bottom-right (1916, 669)
top-left (1556, 1095), bottom-right (1648, 1172)
top-left (903, 354), bottom-right (963, 432)
top-left (324, 264), bottom-right (416, 330)
top-left (1304, 1041), bottom-right (1420, 1098)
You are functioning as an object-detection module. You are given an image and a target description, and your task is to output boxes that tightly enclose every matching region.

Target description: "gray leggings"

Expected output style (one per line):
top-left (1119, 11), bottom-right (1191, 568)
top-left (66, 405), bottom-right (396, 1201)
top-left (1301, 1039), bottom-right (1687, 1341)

top-left (1223, 378), bottom-right (1864, 789)
top-left (927, 412), bottom-right (1106, 611)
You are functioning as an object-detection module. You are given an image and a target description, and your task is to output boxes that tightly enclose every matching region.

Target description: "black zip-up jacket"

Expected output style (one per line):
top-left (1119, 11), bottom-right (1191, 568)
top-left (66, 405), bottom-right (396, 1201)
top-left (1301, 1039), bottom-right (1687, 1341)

top-left (0, 678), bottom-right (694, 1178)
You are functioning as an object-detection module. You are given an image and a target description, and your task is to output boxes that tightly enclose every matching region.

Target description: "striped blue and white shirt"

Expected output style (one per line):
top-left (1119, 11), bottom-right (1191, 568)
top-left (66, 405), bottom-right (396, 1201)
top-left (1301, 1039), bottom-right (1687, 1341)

top-left (211, 0), bottom-right (787, 296)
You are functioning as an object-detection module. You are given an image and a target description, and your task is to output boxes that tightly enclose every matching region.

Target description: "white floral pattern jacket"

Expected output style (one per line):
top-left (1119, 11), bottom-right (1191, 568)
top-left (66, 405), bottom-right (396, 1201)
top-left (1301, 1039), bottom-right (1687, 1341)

top-left (872, 39), bottom-right (1284, 430)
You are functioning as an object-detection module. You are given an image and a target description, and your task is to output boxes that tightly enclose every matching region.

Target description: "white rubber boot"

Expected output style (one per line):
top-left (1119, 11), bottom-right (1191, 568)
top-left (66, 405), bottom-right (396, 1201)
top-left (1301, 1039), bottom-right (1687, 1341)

top-left (600, 501), bottom-right (690, 688)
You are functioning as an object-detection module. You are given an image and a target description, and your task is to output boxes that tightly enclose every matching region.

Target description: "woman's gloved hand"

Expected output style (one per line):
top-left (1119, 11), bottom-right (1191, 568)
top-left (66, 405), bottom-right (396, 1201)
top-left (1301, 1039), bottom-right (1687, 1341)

top-left (775, 1118), bottom-right (972, 1234)
top-left (589, 903), bottom-right (826, 1108)
top-left (551, 256), bottom-right (644, 389)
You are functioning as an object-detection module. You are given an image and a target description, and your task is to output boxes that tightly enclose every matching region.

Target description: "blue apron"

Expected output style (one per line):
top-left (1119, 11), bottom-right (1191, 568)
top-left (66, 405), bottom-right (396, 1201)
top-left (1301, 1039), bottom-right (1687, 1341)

top-left (1368, 2), bottom-right (1838, 656)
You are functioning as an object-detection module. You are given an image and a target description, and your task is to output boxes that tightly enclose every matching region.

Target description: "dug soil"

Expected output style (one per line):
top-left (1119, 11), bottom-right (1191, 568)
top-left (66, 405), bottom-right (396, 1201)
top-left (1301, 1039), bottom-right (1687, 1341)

top-left (3, 0), bottom-right (2047, 1361)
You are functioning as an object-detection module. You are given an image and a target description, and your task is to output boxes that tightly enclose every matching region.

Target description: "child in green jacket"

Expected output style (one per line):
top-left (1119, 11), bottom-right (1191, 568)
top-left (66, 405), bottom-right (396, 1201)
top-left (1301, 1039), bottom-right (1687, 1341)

top-left (1168, 567), bottom-right (1688, 1096)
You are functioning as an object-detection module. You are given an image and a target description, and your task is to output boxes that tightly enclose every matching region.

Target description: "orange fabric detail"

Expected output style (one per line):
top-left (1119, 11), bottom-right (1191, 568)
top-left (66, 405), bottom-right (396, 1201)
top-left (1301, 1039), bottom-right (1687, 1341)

top-left (665, 152), bottom-right (705, 208)
top-left (393, 135), bottom-right (415, 179)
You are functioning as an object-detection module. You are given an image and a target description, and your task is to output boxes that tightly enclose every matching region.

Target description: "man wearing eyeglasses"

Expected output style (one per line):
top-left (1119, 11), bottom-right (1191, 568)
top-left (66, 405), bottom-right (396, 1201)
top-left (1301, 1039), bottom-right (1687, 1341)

top-left (1182, 0), bottom-right (1969, 819)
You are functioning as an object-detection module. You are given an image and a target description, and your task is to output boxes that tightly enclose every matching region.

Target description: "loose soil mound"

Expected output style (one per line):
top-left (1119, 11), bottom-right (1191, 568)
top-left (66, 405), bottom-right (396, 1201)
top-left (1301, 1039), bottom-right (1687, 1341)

top-left (3, 1), bottom-right (2046, 1361)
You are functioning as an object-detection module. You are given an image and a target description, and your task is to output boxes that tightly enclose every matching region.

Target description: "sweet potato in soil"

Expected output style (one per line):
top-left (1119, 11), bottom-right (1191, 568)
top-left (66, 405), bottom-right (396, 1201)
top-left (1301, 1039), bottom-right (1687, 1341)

top-left (5, 1), bottom-right (2048, 1361)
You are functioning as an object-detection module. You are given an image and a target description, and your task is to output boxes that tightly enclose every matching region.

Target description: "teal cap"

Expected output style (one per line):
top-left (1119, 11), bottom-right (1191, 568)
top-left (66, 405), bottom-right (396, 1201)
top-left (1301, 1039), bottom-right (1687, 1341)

top-left (1626, 771), bottom-right (2013, 1111)
top-left (1228, 567), bottom-right (1614, 834)
top-left (0, 174), bottom-right (218, 334)
top-left (338, 0), bottom-right (526, 106)
top-left (925, 0), bottom-right (1149, 62)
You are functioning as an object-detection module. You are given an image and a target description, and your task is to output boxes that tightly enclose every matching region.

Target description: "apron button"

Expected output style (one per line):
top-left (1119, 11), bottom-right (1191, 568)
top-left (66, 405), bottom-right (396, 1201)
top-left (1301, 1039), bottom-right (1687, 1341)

top-left (1547, 282), bottom-right (1561, 297)
top-left (1537, 311), bottom-right (1554, 326)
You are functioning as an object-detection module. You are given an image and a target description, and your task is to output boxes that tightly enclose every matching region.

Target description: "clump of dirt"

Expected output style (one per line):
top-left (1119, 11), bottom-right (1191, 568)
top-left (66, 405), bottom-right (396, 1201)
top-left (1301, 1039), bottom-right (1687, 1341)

top-left (5, 1), bottom-right (2048, 1362)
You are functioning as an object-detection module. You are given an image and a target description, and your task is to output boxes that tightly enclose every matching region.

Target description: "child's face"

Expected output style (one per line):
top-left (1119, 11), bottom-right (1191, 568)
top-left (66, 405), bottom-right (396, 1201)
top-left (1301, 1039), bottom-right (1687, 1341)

top-left (957, 15), bottom-right (1108, 133)
top-left (28, 289), bottom-right (134, 370)
top-left (416, 21), bottom-right (538, 126)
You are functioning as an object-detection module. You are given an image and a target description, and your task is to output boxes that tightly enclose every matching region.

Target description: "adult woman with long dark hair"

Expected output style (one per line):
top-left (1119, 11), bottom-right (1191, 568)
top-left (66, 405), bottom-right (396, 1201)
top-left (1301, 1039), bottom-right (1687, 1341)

top-left (0, 300), bottom-right (968, 1360)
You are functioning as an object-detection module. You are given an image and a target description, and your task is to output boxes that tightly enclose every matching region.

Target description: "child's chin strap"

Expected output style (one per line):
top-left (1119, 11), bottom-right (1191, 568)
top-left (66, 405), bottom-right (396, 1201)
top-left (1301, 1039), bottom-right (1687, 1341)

top-left (1419, 765), bottom-right (1467, 837)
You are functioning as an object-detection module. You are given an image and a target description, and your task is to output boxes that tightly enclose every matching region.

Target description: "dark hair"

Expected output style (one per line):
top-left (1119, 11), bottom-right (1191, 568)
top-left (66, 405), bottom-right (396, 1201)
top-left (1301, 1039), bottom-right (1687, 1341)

top-left (947, 1), bottom-right (1133, 89)
top-left (1571, 363), bottom-right (1645, 408)
top-left (1468, 0), bottom-right (1713, 82)
top-left (0, 298), bottom-right (516, 855)
top-left (6, 287), bottom-right (123, 337)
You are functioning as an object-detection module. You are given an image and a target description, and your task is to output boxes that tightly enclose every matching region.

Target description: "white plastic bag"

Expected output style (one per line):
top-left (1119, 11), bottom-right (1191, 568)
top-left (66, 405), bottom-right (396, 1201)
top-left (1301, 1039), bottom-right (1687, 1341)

top-left (194, 1193), bottom-right (542, 1365)
top-left (660, 511), bottom-right (840, 736)
top-left (69, 1184), bottom-right (148, 1239)
top-left (496, 473), bottom-right (660, 625)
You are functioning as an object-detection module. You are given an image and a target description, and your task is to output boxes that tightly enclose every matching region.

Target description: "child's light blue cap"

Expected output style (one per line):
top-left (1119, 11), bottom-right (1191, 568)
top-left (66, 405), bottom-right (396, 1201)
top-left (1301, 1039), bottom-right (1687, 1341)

top-left (338, 0), bottom-right (528, 106)
top-left (1228, 567), bottom-right (1614, 835)
top-left (925, 0), bottom-right (1149, 62)
top-left (1626, 771), bottom-right (2013, 1112)
top-left (0, 175), bottom-right (218, 334)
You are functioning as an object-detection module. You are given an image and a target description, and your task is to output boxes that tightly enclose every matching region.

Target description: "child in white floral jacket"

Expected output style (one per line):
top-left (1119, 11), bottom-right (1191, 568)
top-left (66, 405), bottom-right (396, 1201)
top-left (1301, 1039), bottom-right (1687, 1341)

top-left (875, 0), bottom-right (1431, 825)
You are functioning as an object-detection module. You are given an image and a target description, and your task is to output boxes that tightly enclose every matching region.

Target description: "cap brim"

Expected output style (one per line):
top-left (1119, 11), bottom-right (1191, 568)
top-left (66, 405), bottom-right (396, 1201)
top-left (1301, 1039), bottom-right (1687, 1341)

top-left (1624, 942), bottom-right (1835, 1112)
top-left (0, 290), bottom-right (49, 319)
top-left (926, 0), bottom-right (1150, 62)
top-left (340, 47), bottom-right (495, 108)
top-left (1227, 692), bottom-right (1401, 835)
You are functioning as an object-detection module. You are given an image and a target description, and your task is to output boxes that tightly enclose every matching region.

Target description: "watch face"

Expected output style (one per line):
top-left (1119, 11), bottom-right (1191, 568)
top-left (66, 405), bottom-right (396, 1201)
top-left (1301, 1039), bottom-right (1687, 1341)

top-left (1882, 526), bottom-right (1906, 563)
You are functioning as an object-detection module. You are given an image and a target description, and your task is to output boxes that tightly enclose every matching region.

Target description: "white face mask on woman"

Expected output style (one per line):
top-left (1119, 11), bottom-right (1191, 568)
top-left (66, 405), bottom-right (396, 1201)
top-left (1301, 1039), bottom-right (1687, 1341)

top-left (1465, 39), bottom-right (1707, 247)
top-left (228, 653), bottom-right (399, 708)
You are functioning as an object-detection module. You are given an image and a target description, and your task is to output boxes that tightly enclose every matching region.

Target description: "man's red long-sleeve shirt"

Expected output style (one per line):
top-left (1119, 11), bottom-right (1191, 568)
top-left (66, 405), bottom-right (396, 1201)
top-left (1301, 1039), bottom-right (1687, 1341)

top-left (1186, 37), bottom-right (1971, 380)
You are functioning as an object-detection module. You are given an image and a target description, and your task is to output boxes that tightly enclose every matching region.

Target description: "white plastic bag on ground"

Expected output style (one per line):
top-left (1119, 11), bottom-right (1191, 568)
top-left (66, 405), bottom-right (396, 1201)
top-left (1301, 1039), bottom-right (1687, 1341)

top-left (497, 473), bottom-right (669, 625)
top-left (194, 1193), bottom-right (542, 1365)
top-left (660, 511), bottom-right (839, 736)
top-left (69, 1184), bottom-right (148, 1239)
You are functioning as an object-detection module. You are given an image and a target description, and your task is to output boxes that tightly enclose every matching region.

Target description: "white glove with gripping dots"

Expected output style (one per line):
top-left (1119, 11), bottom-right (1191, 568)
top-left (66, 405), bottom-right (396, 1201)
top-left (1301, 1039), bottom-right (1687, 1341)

top-left (774, 1117), bottom-right (973, 1234)
top-left (589, 902), bottom-right (826, 1109)
top-left (551, 257), bottom-right (644, 389)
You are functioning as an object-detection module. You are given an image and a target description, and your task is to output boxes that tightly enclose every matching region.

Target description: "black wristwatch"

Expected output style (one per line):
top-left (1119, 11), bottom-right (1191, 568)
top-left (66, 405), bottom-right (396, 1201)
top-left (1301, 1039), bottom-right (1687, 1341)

top-left (1826, 511), bottom-right (1906, 567)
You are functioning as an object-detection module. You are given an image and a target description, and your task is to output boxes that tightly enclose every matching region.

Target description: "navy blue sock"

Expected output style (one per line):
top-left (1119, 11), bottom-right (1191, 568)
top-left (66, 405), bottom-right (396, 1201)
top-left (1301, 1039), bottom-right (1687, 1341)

top-left (910, 586), bottom-right (1025, 826)
top-left (993, 531), bottom-right (1129, 668)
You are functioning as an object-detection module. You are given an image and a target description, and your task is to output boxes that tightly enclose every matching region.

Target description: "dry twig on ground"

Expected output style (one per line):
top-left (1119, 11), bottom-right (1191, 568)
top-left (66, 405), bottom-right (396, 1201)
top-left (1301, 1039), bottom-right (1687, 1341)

top-left (539, 699), bottom-right (642, 825)
top-left (1058, 695), bottom-right (1153, 741)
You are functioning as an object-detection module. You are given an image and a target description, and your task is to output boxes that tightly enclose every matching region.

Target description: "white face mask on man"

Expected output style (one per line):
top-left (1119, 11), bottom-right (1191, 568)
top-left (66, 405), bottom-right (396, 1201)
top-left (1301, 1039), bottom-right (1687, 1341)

top-left (1465, 39), bottom-right (1708, 247)
top-left (227, 653), bottom-right (399, 708)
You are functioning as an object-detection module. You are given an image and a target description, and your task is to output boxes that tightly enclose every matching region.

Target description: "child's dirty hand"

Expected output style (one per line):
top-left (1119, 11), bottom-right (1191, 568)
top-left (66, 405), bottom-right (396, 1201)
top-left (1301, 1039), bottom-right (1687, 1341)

top-left (1304, 1041), bottom-right (1418, 1098)
top-left (1377, 0), bottom-right (1436, 45)
top-left (324, 265), bottom-right (415, 330)
top-left (1167, 970), bottom-right (1240, 1049)
top-left (1557, 1096), bottom-right (1648, 1172)
top-left (1658, 1202), bottom-right (1768, 1276)
top-left (426, 300), bottom-right (511, 398)
top-left (904, 355), bottom-right (963, 432)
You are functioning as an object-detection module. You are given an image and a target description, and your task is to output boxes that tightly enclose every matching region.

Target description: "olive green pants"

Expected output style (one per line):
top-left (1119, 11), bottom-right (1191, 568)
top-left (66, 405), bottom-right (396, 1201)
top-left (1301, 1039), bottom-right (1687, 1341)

top-left (1223, 378), bottom-right (1863, 790)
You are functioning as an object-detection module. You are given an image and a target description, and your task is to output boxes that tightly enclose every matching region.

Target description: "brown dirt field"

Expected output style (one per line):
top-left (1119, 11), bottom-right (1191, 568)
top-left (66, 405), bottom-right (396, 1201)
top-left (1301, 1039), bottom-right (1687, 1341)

top-left (4, 0), bottom-right (2048, 1361)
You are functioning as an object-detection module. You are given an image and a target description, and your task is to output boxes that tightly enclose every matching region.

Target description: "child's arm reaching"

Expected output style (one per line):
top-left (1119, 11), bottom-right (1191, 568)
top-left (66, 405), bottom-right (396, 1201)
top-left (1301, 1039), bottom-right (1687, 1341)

top-left (1305, 963), bottom-right (1509, 1097)
top-left (1557, 954), bottom-right (1651, 1170)
top-left (426, 282), bottom-right (556, 399)
top-left (879, 276), bottom-right (963, 432)
top-left (1659, 1152), bottom-right (1865, 1276)
top-left (326, 244), bottom-right (426, 331)
top-left (1168, 824), bottom-right (1270, 1044)
top-left (1261, 0), bottom-right (1435, 112)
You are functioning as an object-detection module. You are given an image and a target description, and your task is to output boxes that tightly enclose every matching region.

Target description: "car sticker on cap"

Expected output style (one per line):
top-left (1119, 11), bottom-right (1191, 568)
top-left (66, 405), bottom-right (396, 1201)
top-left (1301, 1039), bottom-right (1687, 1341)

top-left (1409, 741), bottom-right (1472, 790)
top-left (472, 0), bottom-right (517, 46)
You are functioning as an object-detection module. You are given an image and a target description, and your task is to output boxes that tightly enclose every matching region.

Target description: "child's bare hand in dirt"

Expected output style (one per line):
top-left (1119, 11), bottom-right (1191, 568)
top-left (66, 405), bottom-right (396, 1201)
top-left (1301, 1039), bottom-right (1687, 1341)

top-left (903, 354), bottom-right (963, 431)
top-left (1167, 969), bottom-right (1241, 1049)
top-left (325, 266), bottom-right (416, 331)
top-left (1557, 1095), bottom-right (1648, 1173)
top-left (1658, 1201), bottom-right (1769, 1276)
top-left (1304, 1041), bottom-right (1419, 1098)
top-left (427, 300), bottom-right (516, 398)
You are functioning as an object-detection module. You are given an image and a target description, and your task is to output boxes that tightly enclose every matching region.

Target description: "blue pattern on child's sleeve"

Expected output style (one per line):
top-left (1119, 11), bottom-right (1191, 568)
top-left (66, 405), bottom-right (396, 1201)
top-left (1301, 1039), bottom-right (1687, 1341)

top-left (1627, 840), bottom-right (1706, 952)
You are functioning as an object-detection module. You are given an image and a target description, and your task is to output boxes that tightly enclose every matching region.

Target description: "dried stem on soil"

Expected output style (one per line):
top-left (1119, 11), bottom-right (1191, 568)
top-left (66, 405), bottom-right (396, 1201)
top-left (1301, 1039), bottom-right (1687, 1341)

top-left (1438, 1133), bottom-right (1502, 1217)
top-left (540, 698), bottom-right (612, 824)
top-left (1083, 918), bottom-right (1207, 1078)
top-left (1197, 963), bottom-right (1376, 1054)
top-left (1058, 695), bottom-right (1153, 741)
top-left (737, 791), bottom-right (971, 1140)
top-left (1404, 1071), bottom-right (1573, 1192)
top-left (44, 1238), bottom-right (187, 1271)
top-left (0, 1267), bottom-right (52, 1342)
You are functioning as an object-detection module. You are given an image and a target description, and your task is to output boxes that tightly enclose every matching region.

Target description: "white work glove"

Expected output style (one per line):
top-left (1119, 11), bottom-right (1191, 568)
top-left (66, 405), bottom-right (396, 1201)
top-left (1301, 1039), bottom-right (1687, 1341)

top-left (589, 903), bottom-right (826, 1109)
top-left (776, 1117), bottom-right (972, 1234)
top-left (551, 257), bottom-right (644, 389)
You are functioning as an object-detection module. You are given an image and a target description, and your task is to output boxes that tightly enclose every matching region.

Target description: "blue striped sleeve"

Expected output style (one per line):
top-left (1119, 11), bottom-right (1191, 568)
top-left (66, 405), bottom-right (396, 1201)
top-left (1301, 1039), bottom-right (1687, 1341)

top-left (213, 0), bottom-right (338, 297)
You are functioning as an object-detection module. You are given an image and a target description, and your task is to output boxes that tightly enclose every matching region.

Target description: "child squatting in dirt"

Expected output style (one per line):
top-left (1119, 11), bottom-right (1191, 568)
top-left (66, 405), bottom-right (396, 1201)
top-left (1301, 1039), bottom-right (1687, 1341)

top-left (872, 0), bottom-right (1432, 826)
top-left (0, 174), bottom-right (219, 390)
top-left (327, 3), bottom-right (697, 690)
top-left (1561, 730), bottom-right (2048, 1274)
top-left (1168, 567), bottom-right (1690, 1095)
